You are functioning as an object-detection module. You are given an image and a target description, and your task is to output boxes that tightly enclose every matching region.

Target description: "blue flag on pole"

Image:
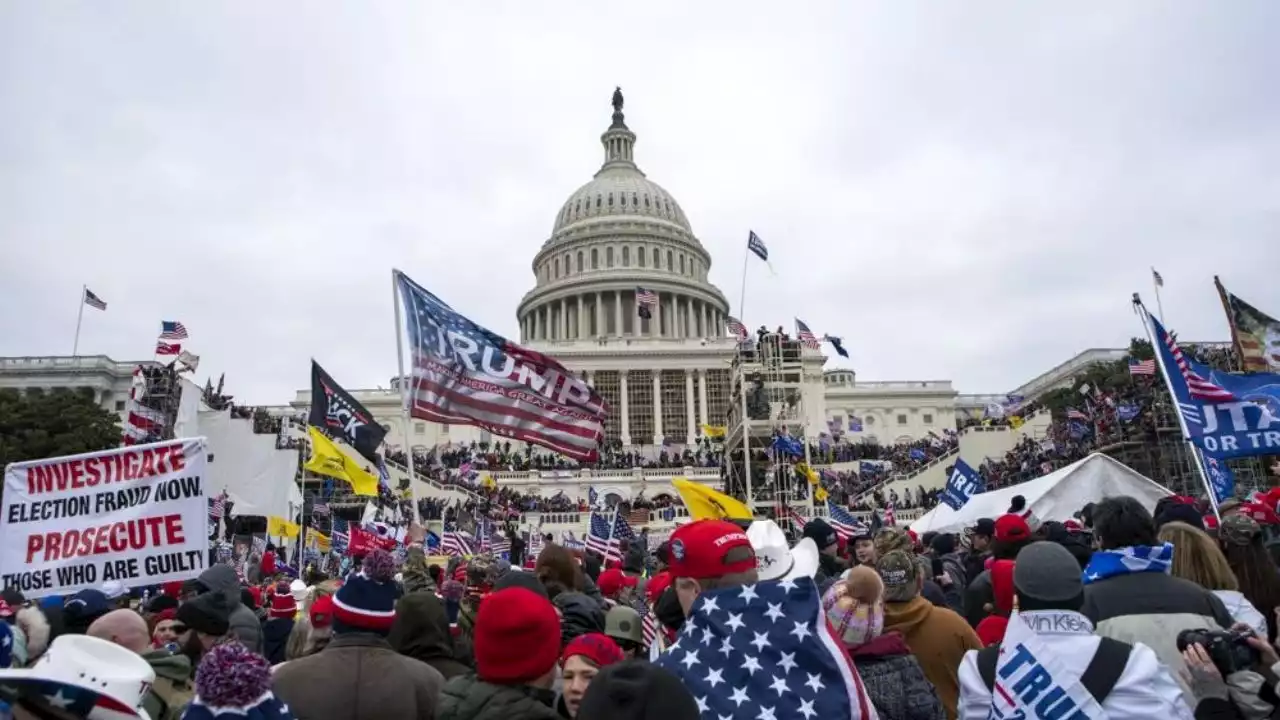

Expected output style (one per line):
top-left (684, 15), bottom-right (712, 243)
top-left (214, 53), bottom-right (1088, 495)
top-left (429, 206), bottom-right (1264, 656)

top-left (1202, 451), bottom-right (1235, 504)
top-left (941, 458), bottom-right (985, 510)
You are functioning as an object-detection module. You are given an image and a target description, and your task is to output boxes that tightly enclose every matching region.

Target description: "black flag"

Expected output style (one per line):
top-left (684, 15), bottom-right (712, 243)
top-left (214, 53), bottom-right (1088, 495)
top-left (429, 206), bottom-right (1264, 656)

top-left (309, 360), bottom-right (387, 464)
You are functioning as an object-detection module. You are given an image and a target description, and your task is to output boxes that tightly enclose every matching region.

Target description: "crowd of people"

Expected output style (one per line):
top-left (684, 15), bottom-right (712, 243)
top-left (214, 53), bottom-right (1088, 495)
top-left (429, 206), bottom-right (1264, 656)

top-left (10, 491), bottom-right (1280, 719)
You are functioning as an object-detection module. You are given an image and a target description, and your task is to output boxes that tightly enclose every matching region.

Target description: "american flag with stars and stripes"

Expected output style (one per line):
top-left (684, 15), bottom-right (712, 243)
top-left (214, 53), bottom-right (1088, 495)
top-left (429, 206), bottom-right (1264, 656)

top-left (1066, 408), bottom-right (1091, 421)
top-left (726, 316), bottom-right (749, 340)
top-left (641, 606), bottom-right (659, 650)
top-left (83, 287), bottom-right (107, 310)
top-left (795, 319), bottom-right (822, 350)
top-left (826, 500), bottom-right (867, 540)
top-left (655, 578), bottom-right (874, 720)
top-left (883, 500), bottom-right (896, 527)
top-left (1155, 316), bottom-right (1236, 402)
top-left (1128, 358), bottom-right (1156, 376)
top-left (442, 528), bottom-right (475, 557)
top-left (585, 511), bottom-right (634, 564)
top-left (210, 492), bottom-right (227, 520)
top-left (159, 320), bottom-right (189, 340)
top-left (396, 270), bottom-right (608, 463)
top-left (636, 287), bottom-right (659, 307)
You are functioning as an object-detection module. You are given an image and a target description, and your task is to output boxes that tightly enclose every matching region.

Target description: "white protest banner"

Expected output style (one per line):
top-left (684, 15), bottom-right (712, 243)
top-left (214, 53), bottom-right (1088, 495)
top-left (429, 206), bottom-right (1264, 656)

top-left (989, 610), bottom-right (1107, 719)
top-left (1, 438), bottom-right (209, 598)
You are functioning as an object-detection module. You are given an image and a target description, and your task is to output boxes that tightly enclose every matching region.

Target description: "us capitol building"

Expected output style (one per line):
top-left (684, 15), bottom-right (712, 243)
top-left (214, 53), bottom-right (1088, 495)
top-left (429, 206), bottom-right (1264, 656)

top-left (1, 91), bottom-right (1084, 475)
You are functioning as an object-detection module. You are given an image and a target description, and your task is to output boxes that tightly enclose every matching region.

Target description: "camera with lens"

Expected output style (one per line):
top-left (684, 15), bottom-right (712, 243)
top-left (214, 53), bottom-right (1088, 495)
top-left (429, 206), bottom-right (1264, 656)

top-left (1176, 627), bottom-right (1261, 675)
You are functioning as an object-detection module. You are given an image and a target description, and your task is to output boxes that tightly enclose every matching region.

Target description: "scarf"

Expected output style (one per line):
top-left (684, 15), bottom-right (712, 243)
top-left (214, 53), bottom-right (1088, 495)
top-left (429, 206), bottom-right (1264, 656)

top-left (1082, 543), bottom-right (1173, 585)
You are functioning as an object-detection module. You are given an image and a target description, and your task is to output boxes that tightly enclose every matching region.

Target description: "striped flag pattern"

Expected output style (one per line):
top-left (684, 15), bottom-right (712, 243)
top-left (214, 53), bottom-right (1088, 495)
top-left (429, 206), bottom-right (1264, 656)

top-left (636, 287), bottom-right (658, 307)
top-left (159, 321), bottom-right (189, 340)
top-left (795, 318), bottom-right (822, 350)
top-left (725, 316), bottom-right (749, 340)
top-left (397, 271), bottom-right (607, 463)
top-left (83, 288), bottom-right (107, 310)
top-left (585, 511), bottom-right (633, 564)
top-left (1128, 358), bottom-right (1156, 376)
top-left (1162, 327), bottom-right (1235, 402)
top-left (826, 500), bottom-right (868, 540)
top-left (442, 528), bottom-right (474, 557)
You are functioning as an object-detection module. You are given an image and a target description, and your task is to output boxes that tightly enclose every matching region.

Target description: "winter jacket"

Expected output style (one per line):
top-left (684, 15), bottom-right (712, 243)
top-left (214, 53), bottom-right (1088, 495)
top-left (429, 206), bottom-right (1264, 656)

top-left (197, 565), bottom-right (263, 654)
top-left (1212, 590), bottom-right (1268, 640)
top-left (262, 617), bottom-right (294, 667)
top-left (436, 674), bottom-right (561, 720)
top-left (273, 633), bottom-right (445, 720)
top-left (884, 596), bottom-right (983, 720)
top-left (956, 609), bottom-right (1193, 720)
top-left (554, 592), bottom-right (605, 647)
top-left (140, 649), bottom-right (193, 720)
top-left (851, 632), bottom-right (946, 720)
top-left (1081, 570), bottom-right (1235, 708)
top-left (962, 570), bottom-right (993, 629)
top-left (401, 545), bottom-right (439, 596)
top-left (960, 550), bottom-right (988, 589)
top-left (388, 592), bottom-right (471, 680)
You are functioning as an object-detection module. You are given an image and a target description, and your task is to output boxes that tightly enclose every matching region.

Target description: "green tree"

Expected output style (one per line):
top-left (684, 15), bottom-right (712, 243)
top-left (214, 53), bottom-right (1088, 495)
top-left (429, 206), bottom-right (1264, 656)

top-left (0, 387), bottom-right (122, 470)
top-left (1129, 338), bottom-right (1154, 361)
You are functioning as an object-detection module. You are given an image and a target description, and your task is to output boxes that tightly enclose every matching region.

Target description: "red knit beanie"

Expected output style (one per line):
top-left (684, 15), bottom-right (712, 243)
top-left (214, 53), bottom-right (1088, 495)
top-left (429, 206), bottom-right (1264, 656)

top-left (474, 587), bottom-right (561, 685)
top-left (976, 616), bottom-right (1009, 647)
top-left (561, 632), bottom-right (625, 669)
top-left (268, 584), bottom-right (297, 619)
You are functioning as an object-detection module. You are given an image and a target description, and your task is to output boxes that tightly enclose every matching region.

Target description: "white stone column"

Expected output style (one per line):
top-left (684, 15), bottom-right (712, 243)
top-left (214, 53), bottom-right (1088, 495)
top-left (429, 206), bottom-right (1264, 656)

top-left (559, 298), bottom-right (567, 340)
top-left (620, 372), bottom-right (631, 445)
top-left (652, 371), bottom-right (663, 444)
top-left (704, 304), bottom-right (712, 337)
top-left (698, 368), bottom-right (709, 426)
top-left (615, 290), bottom-right (623, 336)
top-left (685, 369), bottom-right (696, 443)
top-left (595, 292), bottom-right (604, 338)
top-left (685, 298), bottom-right (694, 339)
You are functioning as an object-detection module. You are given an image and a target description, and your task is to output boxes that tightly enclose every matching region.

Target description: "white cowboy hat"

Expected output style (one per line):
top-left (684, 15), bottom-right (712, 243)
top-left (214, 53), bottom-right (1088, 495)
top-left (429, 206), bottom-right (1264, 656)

top-left (0, 634), bottom-right (155, 720)
top-left (747, 520), bottom-right (820, 582)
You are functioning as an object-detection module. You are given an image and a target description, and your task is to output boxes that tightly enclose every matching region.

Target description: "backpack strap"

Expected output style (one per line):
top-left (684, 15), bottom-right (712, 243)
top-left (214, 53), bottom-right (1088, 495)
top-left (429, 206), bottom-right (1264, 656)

top-left (977, 645), bottom-right (1001, 691)
top-left (1079, 637), bottom-right (1132, 703)
top-left (976, 638), bottom-right (1130, 704)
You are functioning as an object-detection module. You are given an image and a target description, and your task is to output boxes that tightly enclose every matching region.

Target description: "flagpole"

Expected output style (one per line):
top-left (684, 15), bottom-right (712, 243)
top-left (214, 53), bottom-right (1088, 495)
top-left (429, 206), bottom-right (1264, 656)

top-left (1133, 296), bottom-right (1219, 519)
top-left (1151, 267), bottom-right (1166, 324)
top-left (392, 270), bottom-right (422, 524)
top-left (738, 241), bottom-right (750, 324)
top-left (72, 285), bottom-right (86, 357)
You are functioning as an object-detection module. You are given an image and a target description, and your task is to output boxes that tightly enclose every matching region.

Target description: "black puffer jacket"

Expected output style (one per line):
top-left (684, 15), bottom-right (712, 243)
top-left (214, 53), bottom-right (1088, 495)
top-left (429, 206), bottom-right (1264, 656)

top-left (553, 592), bottom-right (605, 647)
top-left (436, 675), bottom-right (561, 720)
top-left (851, 633), bottom-right (946, 720)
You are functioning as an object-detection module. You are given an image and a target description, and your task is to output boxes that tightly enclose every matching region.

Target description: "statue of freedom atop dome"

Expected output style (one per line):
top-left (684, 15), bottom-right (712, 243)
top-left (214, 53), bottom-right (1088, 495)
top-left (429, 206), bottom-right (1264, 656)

top-left (612, 86), bottom-right (624, 114)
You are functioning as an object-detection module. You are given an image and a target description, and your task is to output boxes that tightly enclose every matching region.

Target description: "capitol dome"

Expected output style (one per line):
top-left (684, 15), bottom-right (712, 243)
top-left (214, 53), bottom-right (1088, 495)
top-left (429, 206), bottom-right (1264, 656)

top-left (516, 89), bottom-right (731, 346)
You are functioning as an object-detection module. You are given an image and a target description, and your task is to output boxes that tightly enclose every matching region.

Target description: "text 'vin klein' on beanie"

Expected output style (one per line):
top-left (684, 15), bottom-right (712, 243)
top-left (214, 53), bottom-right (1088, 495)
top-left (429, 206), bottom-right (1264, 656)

top-left (183, 642), bottom-right (295, 720)
top-left (332, 549), bottom-right (399, 635)
top-left (576, 659), bottom-right (701, 720)
top-left (473, 586), bottom-right (561, 685)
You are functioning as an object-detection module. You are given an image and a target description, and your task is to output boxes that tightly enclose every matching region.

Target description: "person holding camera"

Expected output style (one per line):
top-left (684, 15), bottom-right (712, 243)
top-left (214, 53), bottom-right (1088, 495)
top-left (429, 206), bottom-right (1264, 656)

top-left (958, 541), bottom-right (1193, 719)
top-left (1179, 622), bottom-right (1280, 720)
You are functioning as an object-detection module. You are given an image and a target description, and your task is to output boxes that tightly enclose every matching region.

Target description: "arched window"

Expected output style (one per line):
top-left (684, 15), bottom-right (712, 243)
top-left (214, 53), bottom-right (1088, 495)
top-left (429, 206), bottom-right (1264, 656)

top-left (606, 247), bottom-right (614, 267)
top-left (622, 246), bottom-right (630, 266)
top-left (653, 248), bottom-right (660, 267)
top-left (591, 248), bottom-right (599, 269)
top-left (667, 250), bottom-right (673, 270)
top-left (638, 246), bottom-right (646, 267)
top-left (564, 253), bottom-right (570, 275)
top-left (576, 251), bottom-right (583, 272)
top-left (553, 258), bottom-right (560, 278)
top-left (679, 255), bottom-right (686, 274)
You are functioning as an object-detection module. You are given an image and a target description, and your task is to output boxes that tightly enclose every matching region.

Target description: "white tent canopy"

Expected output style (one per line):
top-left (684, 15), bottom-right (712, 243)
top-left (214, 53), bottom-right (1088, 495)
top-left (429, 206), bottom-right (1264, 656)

top-left (909, 453), bottom-right (1172, 535)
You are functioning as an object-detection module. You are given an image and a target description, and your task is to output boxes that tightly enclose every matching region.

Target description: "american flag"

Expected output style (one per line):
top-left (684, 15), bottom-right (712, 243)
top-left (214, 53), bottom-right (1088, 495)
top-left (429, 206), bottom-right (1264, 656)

top-left (585, 511), bottom-right (633, 564)
top-left (396, 271), bottom-right (608, 463)
top-left (442, 527), bottom-right (475, 557)
top-left (883, 500), bottom-right (896, 527)
top-left (1154, 315), bottom-right (1235, 402)
top-left (159, 320), bottom-right (189, 340)
top-left (795, 318), bottom-right (822, 350)
top-left (641, 608), bottom-right (659, 650)
top-left (726, 315), bottom-right (749, 340)
top-left (636, 287), bottom-right (659, 307)
top-left (210, 492), bottom-right (227, 519)
top-left (1066, 408), bottom-right (1091, 421)
top-left (1128, 358), bottom-right (1156, 376)
top-left (487, 530), bottom-right (511, 555)
top-left (155, 341), bottom-right (182, 356)
top-left (655, 579), bottom-right (874, 719)
top-left (83, 288), bottom-right (107, 310)
top-left (826, 500), bottom-right (867, 540)
top-left (1152, 268), bottom-right (1164, 287)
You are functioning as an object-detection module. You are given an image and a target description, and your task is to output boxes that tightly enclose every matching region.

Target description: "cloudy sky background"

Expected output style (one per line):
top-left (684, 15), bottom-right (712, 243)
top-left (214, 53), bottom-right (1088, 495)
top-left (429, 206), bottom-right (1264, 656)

top-left (2, 2), bottom-right (1278, 404)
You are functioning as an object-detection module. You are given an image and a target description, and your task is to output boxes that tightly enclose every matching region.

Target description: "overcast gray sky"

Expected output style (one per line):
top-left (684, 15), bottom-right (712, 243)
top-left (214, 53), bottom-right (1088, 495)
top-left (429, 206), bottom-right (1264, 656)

top-left (2, 2), bottom-right (1277, 404)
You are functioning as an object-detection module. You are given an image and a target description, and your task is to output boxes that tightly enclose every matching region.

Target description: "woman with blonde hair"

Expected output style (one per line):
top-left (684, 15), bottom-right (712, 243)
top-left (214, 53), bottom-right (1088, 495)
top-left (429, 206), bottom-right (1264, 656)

top-left (1158, 520), bottom-right (1268, 637)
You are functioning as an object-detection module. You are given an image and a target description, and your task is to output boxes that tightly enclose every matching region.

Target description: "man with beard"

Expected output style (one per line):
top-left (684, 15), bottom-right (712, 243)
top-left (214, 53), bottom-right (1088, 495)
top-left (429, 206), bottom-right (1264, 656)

top-left (174, 591), bottom-right (232, 673)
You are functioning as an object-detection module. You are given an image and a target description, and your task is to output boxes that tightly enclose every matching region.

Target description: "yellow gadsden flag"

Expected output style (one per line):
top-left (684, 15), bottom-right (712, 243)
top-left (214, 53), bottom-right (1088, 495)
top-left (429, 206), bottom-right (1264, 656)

top-left (305, 426), bottom-right (380, 497)
top-left (672, 478), bottom-right (754, 521)
top-left (267, 516), bottom-right (301, 540)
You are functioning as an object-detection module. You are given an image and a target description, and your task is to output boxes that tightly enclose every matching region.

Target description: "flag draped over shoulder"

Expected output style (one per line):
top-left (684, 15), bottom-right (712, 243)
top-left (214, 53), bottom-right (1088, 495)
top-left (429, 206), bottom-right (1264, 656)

top-left (1216, 277), bottom-right (1280, 373)
top-left (395, 270), bottom-right (607, 462)
top-left (305, 426), bottom-right (380, 496)
top-left (655, 578), bottom-right (874, 719)
top-left (310, 360), bottom-right (387, 464)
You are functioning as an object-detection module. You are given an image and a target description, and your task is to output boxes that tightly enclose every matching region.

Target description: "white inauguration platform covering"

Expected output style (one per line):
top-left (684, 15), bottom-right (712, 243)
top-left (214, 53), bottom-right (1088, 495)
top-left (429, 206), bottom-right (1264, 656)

top-left (908, 453), bottom-right (1172, 535)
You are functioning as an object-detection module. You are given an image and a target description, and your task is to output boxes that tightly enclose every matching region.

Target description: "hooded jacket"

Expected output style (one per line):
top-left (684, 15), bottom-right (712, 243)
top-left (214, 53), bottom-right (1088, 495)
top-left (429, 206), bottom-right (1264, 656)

top-left (197, 564), bottom-right (263, 653)
top-left (851, 632), bottom-right (947, 720)
top-left (436, 675), bottom-right (560, 720)
top-left (553, 592), bottom-right (605, 647)
top-left (140, 649), bottom-right (193, 720)
top-left (388, 592), bottom-right (471, 680)
top-left (884, 595), bottom-right (983, 720)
